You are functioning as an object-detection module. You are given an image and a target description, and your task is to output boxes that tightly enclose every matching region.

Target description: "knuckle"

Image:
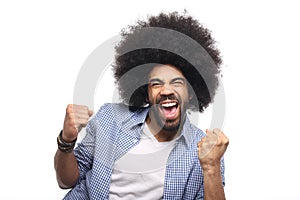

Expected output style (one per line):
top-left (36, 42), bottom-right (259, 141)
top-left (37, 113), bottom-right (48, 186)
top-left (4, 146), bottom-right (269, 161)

top-left (82, 109), bottom-right (89, 115)
top-left (222, 135), bottom-right (229, 145)
top-left (213, 128), bottom-right (219, 132)
top-left (213, 128), bottom-right (222, 135)
top-left (225, 138), bottom-right (229, 145)
top-left (67, 104), bottom-right (73, 109)
top-left (66, 104), bottom-right (73, 113)
top-left (83, 121), bottom-right (88, 126)
top-left (81, 123), bottom-right (88, 127)
top-left (78, 105), bottom-right (88, 110)
top-left (67, 112), bottom-right (75, 121)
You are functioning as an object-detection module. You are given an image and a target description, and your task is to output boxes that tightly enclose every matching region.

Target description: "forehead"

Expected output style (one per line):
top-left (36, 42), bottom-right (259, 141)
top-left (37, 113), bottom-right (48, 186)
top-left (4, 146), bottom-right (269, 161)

top-left (149, 65), bottom-right (184, 80)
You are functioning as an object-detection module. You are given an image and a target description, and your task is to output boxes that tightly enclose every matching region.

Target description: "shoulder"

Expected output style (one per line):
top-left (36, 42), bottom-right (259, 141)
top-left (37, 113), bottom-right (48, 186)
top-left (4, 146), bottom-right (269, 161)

top-left (184, 117), bottom-right (206, 142)
top-left (191, 123), bottom-right (206, 138)
top-left (96, 103), bottom-right (130, 113)
top-left (94, 103), bottom-right (133, 119)
top-left (93, 103), bottom-right (148, 125)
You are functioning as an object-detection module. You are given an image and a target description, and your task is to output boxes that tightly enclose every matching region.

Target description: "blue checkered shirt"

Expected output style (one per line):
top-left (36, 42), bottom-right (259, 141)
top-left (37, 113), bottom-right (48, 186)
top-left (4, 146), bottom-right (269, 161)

top-left (63, 103), bottom-right (225, 199)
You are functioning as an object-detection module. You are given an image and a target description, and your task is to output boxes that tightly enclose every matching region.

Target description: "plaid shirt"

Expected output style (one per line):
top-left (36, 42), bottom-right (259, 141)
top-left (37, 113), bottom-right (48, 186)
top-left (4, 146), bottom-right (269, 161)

top-left (63, 103), bottom-right (225, 199)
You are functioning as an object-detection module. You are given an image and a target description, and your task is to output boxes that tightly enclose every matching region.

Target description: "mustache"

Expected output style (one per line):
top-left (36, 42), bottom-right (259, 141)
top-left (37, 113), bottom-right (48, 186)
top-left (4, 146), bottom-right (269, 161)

top-left (155, 94), bottom-right (181, 105)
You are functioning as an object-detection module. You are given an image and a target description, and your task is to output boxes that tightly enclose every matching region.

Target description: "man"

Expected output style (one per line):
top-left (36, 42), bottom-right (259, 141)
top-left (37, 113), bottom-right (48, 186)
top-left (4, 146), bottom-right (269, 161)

top-left (55, 11), bottom-right (229, 199)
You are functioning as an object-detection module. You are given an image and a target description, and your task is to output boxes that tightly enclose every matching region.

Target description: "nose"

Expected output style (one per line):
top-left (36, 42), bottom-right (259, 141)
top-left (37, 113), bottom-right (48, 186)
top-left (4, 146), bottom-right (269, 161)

top-left (160, 84), bottom-right (174, 96)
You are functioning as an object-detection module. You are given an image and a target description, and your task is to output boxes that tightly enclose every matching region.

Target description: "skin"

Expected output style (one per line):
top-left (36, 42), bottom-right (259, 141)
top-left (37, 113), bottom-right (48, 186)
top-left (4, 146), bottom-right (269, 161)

top-left (199, 129), bottom-right (229, 200)
top-left (54, 104), bottom-right (92, 188)
top-left (54, 65), bottom-right (229, 200)
top-left (146, 64), bottom-right (190, 142)
top-left (146, 65), bottom-right (229, 199)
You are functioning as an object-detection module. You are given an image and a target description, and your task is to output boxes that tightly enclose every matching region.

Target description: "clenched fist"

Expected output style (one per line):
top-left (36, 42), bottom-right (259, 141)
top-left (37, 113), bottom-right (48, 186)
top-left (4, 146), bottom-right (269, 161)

top-left (62, 104), bottom-right (93, 142)
top-left (197, 129), bottom-right (229, 170)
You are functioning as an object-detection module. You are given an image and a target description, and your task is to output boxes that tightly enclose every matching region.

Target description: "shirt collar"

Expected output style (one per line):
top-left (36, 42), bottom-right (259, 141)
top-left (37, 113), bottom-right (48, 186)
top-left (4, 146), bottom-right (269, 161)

top-left (131, 107), bottom-right (150, 126)
top-left (126, 107), bottom-right (195, 146)
top-left (178, 116), bottom-right (195, 147)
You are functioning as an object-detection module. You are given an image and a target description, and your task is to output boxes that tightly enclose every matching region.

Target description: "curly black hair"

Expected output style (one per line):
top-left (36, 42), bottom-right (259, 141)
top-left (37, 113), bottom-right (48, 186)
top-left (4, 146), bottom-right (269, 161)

top-left (113, 11), bottom-right (222, 112)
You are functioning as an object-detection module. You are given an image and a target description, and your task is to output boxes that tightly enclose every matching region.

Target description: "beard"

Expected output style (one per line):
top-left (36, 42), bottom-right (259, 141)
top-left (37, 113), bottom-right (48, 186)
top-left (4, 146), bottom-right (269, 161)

top-left (150, 94), bottom-right (188, 132)
top-left (163, 117), bottom-right (181, 132)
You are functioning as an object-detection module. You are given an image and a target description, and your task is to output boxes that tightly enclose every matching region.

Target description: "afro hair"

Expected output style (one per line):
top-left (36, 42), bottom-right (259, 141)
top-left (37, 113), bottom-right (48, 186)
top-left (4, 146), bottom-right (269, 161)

top-left (113, 11), bottom-right (222, 112)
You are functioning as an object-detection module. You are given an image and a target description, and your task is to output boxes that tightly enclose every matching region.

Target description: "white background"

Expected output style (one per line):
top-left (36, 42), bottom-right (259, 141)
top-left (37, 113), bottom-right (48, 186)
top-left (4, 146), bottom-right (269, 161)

top-left (1, 0), bottom-right (300, 199)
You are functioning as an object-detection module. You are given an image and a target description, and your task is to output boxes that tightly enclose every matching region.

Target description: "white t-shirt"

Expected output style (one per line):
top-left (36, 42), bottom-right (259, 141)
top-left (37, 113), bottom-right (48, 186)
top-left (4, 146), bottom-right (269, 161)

top-left (109, 123), bottom-right (176, 200)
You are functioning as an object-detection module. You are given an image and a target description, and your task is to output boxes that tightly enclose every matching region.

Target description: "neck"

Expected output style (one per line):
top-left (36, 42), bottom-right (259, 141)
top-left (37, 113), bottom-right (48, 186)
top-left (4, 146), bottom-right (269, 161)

top-left (145, 114), bottom-right (182, 142)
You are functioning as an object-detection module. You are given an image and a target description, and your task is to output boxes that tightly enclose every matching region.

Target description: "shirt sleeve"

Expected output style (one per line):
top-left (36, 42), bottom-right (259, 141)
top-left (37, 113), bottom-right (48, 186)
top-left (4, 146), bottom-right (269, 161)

top-left (73, 117), bottom-right (96, 182)
top-left (221, 156), bottom-right (225, 186)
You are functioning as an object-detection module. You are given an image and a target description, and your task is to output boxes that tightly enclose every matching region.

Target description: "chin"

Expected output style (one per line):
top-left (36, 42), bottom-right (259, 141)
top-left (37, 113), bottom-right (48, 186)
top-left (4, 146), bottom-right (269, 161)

top-left (162, 120), bottom-right (181, 132)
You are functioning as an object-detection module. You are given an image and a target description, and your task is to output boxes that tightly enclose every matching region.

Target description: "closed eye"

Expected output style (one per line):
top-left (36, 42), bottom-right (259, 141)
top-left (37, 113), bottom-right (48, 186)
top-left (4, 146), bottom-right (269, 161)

top-left (150, 82), bottom-right (162, 87)
top-left (171, 78), bottom-right (185, 86)
top-left (173, 81), bottom-right (184, 85)
top-left (149, 79), bottom-right (164, 88)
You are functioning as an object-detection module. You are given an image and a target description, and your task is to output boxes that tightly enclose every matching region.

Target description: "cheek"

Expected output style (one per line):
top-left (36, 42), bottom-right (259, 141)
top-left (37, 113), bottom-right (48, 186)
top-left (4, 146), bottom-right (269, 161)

top-left (176, 88), bottom-right (190, 102)
top-left (147, 89), bottom-right (158, 103)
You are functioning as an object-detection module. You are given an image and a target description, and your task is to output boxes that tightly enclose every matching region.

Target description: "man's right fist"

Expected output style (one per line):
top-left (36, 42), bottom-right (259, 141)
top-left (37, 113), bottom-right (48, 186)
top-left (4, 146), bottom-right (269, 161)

top-left (62, 104), bottom-right (93, 142)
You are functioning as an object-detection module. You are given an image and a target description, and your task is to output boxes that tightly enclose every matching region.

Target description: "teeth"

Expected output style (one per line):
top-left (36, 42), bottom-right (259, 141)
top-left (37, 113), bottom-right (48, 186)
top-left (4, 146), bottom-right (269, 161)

top-left (161, 102), bottom-right (177, 107)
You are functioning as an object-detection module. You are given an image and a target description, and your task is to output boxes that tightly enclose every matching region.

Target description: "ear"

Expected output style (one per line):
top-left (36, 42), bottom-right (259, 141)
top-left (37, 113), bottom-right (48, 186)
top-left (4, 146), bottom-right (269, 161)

top-left (145, 96), bottom-right (149, 103)
top-left (189, 94), bottom-right (193, 100)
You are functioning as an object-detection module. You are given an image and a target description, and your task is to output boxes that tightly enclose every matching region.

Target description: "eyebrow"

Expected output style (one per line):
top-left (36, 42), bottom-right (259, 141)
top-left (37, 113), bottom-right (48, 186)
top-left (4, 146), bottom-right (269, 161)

top-left (170, 77), bottom-right (185, 83)
top-left (149, 78), bottom-right (164, 83)
top-left (149, 77), bottom-right (185, 83)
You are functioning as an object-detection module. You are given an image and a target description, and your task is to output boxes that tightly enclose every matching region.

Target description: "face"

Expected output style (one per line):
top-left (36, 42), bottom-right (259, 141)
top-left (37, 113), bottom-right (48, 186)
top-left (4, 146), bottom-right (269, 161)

top-left (147, 65), bottom-right (190, 132)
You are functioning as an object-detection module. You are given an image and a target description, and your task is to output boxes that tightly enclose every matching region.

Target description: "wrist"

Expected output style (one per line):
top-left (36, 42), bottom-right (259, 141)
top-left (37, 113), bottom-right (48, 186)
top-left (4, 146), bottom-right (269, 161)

top-left (62, 132), bottom-right (77, 143)
top-left (203, 166), bottom-right (221, 176)
top-left (201, 162), bottom-right (221, 174)
top-left (57, 130), bottom-right (77, 153)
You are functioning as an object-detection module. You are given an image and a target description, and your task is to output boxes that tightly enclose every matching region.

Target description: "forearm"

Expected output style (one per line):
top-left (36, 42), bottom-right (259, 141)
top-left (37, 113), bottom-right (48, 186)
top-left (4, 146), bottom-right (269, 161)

top-left (54, 104), bottom-right (93, 188)
top-left (203, 164), bottom-right (225, 200)
top-left (54, 149), bottom-right (80, 188)
top-left (198, 129), bottom-right (228, 200)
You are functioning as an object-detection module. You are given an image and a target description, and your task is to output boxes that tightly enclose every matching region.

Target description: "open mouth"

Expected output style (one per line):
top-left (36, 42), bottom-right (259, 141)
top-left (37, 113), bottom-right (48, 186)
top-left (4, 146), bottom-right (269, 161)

top-left (159, 101), bottom-right (179, 119)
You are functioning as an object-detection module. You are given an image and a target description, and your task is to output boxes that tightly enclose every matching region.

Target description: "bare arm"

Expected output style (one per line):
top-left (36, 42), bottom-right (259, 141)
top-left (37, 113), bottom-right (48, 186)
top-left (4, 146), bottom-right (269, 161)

top-left (54, 148), bottom-right (79, 188)
top-left (198, 129), bottom-right (229, 200)
top-left (54, 104), bottom-right (93, 188)
top-left (202, 163), bottom-right (225, 200)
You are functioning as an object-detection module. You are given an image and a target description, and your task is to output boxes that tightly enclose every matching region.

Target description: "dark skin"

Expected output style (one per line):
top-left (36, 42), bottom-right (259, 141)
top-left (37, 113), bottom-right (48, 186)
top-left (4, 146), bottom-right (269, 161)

top-left (146, 65), bottom-right (228, 199)
top-left (199, 129), bottom-right (228, 200)
top-left (54, 104), bottom-right (93, 188)
top-left (145, 65), bottom-right (190, 142)
top-left (54, 65), bottom-right (229, 200)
